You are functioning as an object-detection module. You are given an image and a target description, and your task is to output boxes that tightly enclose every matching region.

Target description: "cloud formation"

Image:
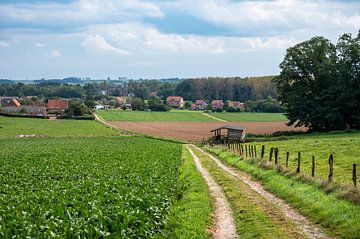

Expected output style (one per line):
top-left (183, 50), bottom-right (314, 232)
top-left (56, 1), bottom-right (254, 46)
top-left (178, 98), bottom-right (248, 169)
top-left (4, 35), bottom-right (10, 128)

top-left (82, 34), bottom-right (129, 55)
top-left (47, 50), bottom-right (62, 58)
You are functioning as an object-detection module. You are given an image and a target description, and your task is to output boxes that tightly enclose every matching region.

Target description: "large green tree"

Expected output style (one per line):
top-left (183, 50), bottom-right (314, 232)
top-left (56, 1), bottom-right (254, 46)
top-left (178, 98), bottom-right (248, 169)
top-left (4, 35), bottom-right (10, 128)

top-left (275, 31), bottom-right (360, 131)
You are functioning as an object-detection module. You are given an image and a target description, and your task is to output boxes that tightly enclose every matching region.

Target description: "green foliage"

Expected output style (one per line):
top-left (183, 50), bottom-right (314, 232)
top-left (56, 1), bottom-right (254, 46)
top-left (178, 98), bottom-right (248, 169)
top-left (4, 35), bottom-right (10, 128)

top-left (154, 148), bottom-right (212, 239)
top-left (65, 101), bottom-right (92, 116)
top-left (0, 137), bottom-right (182, 238)
top-left (175, 76), bottom-right (278, 102)
top-left (245, 96), bottom-right (286, 113)
top-left (275, 31), bottom-right (360, 131)
top-left (147, 99), bottom-right (169, 111)
top-left (129, 97), bottom-right (146, 111)
top-left (97, 110), bottom-right (215, 122)
top-left (225, 106), bottom-right (240, 112)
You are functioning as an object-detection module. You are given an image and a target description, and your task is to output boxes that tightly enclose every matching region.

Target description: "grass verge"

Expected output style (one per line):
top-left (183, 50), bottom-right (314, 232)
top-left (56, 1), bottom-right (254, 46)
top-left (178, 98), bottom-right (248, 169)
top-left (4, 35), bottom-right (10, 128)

top-left (153, 147), bottom-right (212, 239)
top-left (205, 146), bottom-right (360, 239)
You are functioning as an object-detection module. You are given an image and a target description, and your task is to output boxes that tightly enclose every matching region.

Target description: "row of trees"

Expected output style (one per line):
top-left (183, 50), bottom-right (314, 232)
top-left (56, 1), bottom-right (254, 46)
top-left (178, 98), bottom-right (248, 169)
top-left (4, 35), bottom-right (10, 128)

top-left (275, 31), bottom-right (360, 130)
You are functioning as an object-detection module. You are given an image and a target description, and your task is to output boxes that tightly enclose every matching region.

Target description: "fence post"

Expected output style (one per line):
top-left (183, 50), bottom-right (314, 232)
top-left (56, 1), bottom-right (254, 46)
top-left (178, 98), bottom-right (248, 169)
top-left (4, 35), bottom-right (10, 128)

top-left (353, 164), bottom-right (357, 187)
top-left (311, 156), bottom-right (315, 177)
top-left (254, 146), bottom-right (257, 159)
top-left (245, 145), bottom-right (248, 158)
top-left (274, 148), bottom-right (279, 165)
top-left (241, 144), bottom-right (244, 156)
top-left (296, 152), bottom-right (301, 173)
top-left (286, 152), bottom-right (289, 167)
top-left (328, 154), bottom-right (334, 182)
top-left (269, 147), bottom-right (274, 161)
top-left (261, 145), bottom-right (265, 160)
top-left (251, 145), bottom-right (254, 158)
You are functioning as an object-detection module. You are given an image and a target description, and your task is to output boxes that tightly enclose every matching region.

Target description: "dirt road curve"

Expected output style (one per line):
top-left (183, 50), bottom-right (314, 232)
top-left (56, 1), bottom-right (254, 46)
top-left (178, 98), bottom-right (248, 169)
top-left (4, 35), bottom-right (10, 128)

top-left (109, 121), bottom-right (304, 142)
top-left (187, 146), bottom-right (238, 239)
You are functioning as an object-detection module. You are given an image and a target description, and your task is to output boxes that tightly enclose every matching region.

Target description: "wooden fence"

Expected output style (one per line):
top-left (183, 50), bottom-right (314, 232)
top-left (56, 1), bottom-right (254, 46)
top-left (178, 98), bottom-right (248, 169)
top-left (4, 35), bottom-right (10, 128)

top-left (213, 142), bottom-right (357, 187)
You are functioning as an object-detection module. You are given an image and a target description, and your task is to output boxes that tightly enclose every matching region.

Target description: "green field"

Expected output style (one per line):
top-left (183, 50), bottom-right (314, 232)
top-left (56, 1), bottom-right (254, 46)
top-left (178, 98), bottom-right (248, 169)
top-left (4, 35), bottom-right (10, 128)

top-left (209, 112), bottom-right (287, 122)
top-left (97, 110), bottom-right (287, 122)
top-left (241, 131), bottom-right (360, 185)
top-left (0, 116), bottom-right (118, 138)
top-left (96, 110), bottom-right (215, 122)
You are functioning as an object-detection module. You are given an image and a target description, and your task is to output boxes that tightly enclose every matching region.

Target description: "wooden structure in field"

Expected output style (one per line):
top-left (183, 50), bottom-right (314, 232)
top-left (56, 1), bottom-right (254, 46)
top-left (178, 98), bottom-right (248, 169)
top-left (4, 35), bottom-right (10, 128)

top-left (211, 125), bottom-right (246, 143)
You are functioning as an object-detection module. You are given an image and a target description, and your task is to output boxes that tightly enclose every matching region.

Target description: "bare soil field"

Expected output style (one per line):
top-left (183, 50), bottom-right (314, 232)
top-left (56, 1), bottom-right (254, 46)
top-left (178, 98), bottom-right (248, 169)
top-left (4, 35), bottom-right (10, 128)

top-left (108, 121), bottom-right (305, 142)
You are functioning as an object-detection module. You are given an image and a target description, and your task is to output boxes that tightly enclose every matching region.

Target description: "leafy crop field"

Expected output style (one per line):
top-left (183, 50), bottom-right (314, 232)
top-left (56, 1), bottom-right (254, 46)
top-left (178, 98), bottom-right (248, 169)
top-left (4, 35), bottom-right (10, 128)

top-left (209, 112), bottom-right (287, 122)
top-left (0, 116), bottom-right (118, 138)
top-left (245, 132), bottom-right (360, 185)
top-left (0, 137), bottom-right (182, 238)
top-left (96, 110), bottom-right (215, 122)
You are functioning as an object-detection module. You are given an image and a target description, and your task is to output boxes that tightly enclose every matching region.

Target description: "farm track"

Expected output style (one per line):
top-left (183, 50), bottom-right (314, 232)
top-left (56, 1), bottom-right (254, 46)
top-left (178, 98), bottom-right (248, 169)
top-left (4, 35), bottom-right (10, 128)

top-left (186, 145), bottom-right (239, 239)
top-left (189, 145), bottom-right (331, 239)
top-left (202, 113), bottom-right (229, 122)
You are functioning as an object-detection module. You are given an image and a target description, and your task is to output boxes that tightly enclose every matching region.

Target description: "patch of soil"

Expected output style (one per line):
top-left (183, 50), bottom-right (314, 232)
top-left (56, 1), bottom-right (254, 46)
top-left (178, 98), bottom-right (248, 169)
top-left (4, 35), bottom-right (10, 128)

top-left (17, 134), bottom-right (45, 138)
top-left (108, 121), bottom-right (305, 142)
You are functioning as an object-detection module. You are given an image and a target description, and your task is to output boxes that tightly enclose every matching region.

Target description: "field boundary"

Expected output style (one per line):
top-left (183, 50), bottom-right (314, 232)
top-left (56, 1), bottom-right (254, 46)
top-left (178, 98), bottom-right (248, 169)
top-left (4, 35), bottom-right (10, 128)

top-left (197, 146), bottom-right (329, 239)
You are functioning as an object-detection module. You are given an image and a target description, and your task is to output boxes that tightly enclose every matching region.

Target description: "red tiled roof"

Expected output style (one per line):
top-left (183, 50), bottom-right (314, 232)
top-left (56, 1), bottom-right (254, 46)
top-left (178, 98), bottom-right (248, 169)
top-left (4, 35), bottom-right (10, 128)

top-left (166, 96), bottom-right (183, 102)
top-left (211, 100), bottom-right (223, 105)
top-left (47, 99), bottom-right (68, 109)
top-left (11, 99), bottom-right (21, 107)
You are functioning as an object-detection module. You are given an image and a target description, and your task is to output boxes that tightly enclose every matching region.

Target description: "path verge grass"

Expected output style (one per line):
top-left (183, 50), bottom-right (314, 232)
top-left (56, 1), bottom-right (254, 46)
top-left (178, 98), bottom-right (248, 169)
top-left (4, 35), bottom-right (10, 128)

top-left (190, 146), bottom-right (304, 239)
top-left (205, 146), bottom-right (360, 239)
top-left (154, 147), bottom-right (212, 239)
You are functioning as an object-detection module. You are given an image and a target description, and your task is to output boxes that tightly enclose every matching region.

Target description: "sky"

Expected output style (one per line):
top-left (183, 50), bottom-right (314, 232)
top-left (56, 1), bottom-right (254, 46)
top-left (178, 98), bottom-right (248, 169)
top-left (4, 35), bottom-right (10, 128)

top-left (0, 0), bottom-right (359, 80)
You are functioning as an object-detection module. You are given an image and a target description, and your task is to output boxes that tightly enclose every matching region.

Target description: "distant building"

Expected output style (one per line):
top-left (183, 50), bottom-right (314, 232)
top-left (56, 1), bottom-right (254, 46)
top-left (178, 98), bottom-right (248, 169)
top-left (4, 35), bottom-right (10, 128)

top-left (0, 105), bottom-right (47, 117)
top-left (46, 99), bottom-right (68, 115)
top-left (191, 103), bottom-right (197, 110)
top-left (150, 91), bottom-right (158, 98)
top-left (95, 104), bottom-right (105, 110)
top-left (195, 100), bottom-right (208, 110)
top-left (211, 100), bottom-right (224, 110)
top-left (166, 96), bottom-right (184, 108)
top-left (115, 97), bottom-right (127, 108)
top-left (0, 97), bottom-right (19, 107)
top-left (228, 101), bottom-right (245, 111)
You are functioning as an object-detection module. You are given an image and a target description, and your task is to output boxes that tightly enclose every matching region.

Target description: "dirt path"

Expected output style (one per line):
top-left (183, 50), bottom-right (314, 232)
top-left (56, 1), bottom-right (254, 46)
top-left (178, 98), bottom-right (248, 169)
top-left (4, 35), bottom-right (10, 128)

top-left (202, 113), bottom-right (228, 122)
top-left (186, 146), bottom-right (238, 239)
top-left (195, 146), bottom-right (330, 239)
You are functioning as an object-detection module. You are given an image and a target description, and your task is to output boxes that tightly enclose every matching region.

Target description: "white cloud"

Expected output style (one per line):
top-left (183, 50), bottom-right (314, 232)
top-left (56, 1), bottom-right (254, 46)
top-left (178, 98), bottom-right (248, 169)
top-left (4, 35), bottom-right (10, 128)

top-left (36, 43), bottom-right (46, 47)
top-left (0, 41), bottom-right (10, 47)
top-left (0, 0), bottom-right (163, 27)
top-left (82, 34), bottom-right (130, 55)
top-left (47, 50), bottom-right (62, 57)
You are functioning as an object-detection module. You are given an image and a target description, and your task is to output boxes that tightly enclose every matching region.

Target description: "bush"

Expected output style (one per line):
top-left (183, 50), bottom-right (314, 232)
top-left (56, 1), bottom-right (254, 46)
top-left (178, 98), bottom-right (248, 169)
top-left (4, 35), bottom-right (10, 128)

top-left (225, 106), bottom-right (240, 112)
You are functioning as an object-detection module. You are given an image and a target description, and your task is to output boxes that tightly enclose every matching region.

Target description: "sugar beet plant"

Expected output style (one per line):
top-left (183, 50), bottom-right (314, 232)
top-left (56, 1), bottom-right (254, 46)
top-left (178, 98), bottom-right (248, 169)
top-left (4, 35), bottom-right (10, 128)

top-left (0, 137), bottom-right (182, 238)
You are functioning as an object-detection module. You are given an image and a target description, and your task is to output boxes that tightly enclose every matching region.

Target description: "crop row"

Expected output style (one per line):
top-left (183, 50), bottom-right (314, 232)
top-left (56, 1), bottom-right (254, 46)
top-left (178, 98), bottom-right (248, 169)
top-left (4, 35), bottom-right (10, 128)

top-left (0, 137), bottom-right (182, 238)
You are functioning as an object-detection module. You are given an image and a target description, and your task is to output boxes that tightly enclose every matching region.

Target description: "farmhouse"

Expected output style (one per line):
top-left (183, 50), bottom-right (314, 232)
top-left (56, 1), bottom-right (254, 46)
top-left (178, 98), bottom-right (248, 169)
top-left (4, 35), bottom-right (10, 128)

top-left (0, 105), bottom-right (47, 117)
top-left (195, 100), bottom-right (208, 110)
top-left (211, 100), bottom-right (224, 110)
top-left (115, 97), bottom-right (127, 108)
top-left (228, 101), bottom-right (245, 111)
top-left (211, 125), bottom-right (246, 143)
top-left (46, 99), bottom-right (68, 115)
top-left (166, 96), bottom-right (184, 108)
top-left (0, 97), bottom-right (19, 107)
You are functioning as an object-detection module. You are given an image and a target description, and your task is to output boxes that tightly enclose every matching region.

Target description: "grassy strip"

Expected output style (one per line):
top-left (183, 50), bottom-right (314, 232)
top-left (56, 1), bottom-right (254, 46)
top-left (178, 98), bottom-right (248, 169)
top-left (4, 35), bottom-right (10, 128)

top-left (190, 146), bottom-right (303, 239)
top-left (205, 146), bottom-right (360, 239)
top-left (154, 147), bottom-right (212, 239)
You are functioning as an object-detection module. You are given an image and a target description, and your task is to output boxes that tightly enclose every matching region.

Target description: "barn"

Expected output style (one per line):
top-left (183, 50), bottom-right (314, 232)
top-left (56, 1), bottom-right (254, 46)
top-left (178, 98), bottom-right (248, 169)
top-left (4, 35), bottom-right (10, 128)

top-left (211, 125), bottom-right (246, 143)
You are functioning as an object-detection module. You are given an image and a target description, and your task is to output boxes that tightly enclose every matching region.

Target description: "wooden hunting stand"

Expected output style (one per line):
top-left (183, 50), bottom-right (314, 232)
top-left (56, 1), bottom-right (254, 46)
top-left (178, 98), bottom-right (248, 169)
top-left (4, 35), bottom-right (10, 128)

top-left (210, 125), bottom-right (246, 144)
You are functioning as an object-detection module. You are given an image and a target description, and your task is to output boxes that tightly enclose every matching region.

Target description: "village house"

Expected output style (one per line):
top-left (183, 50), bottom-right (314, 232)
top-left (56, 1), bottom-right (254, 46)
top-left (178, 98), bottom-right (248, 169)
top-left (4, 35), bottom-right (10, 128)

top-left (211, 100), bottom-right (224, 110)
top-left (228, 101), bottom-right (245, 111)
top-left (0, 97), bottom-right (19, 107)
top-left (0, 104), bottom-right (47, 117)
top-left (166, 96), bottom-right (184, 108)
top-left (115, 97), bottom-right (127, 108)
top-left (150, 91), bottom-right (158, 98)
top-left (195, 100), bottom-right (208, 110)
top-left (46, 99), bottom-right (68, 115)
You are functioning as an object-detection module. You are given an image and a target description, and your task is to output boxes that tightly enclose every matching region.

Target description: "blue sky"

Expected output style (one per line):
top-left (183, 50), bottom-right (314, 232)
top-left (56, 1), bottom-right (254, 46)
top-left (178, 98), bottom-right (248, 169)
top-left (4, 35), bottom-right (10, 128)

top-left (0, 0), bottom-right (359, 80)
